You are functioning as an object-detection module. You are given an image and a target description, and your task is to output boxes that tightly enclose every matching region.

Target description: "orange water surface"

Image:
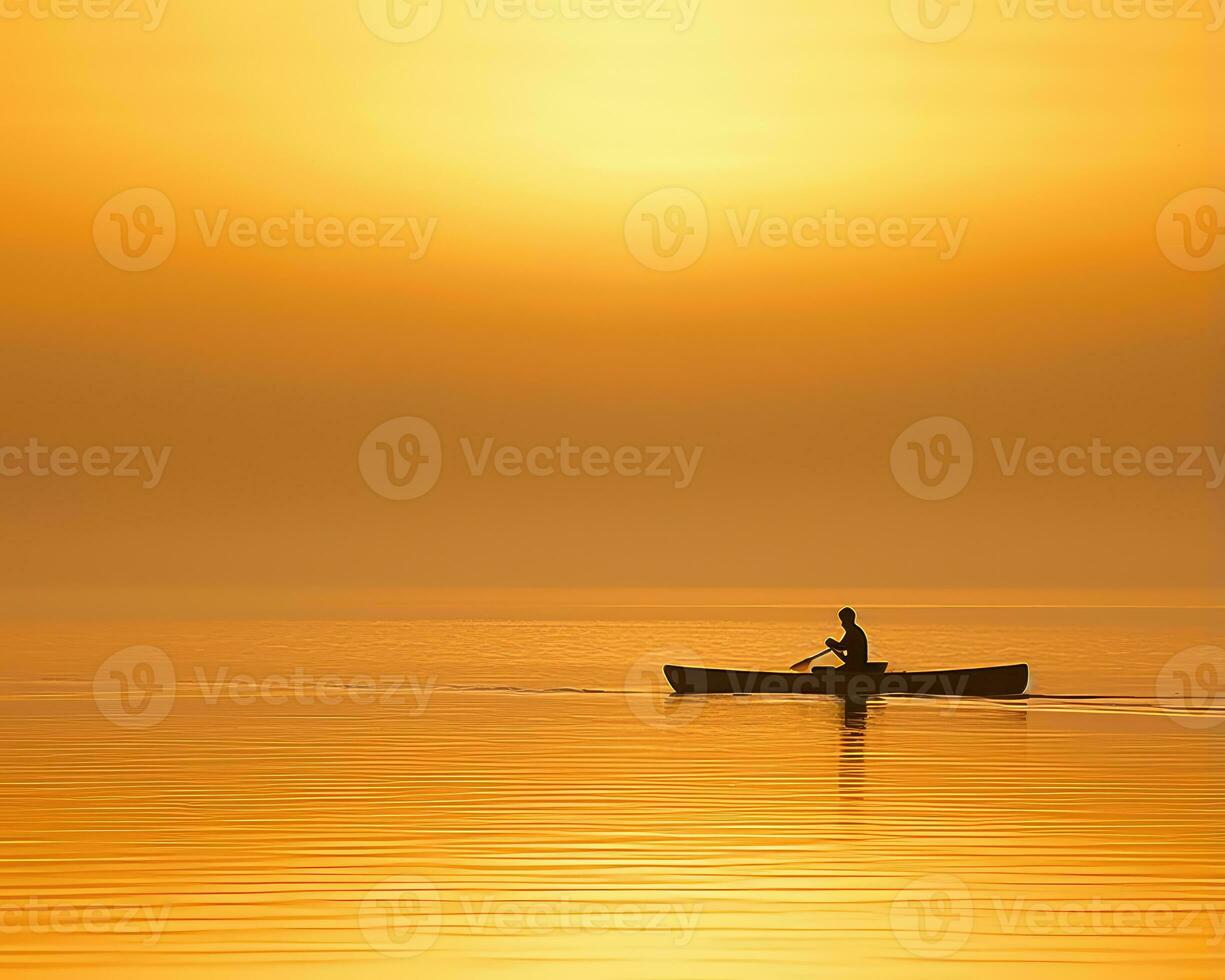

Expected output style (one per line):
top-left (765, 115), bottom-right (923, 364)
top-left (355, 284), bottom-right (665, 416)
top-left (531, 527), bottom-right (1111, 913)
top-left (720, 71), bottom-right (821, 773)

top-left (1, 609), bottom-right (1223, 978)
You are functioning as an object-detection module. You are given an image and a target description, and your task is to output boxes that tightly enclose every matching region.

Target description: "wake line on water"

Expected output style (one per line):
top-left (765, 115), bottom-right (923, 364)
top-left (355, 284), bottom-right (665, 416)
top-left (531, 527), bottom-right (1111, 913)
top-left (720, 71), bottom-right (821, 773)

top-left (435, 684), bottom-right (632, 695)
top-left (9, 681), bottom-right (1218, 710)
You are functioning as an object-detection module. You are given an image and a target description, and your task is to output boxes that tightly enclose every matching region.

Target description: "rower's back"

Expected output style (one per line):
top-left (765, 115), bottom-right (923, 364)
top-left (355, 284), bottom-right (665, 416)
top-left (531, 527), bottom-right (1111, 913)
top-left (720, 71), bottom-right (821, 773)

top-left (837, 607), bottom-right (869, 670)
top-left (841, 621), bottom-right (869, 670)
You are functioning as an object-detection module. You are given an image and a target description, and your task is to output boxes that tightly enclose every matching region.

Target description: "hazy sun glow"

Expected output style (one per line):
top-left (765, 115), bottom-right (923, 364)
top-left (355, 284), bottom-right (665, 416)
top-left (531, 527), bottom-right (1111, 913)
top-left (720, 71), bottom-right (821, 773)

top-left (2, 1), bottom-right (1221, 608)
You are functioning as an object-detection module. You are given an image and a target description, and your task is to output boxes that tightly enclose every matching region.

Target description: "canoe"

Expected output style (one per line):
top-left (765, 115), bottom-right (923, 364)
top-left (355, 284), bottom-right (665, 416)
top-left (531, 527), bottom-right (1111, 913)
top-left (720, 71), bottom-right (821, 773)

top-left (662, 663), bottom-right (1029, 699)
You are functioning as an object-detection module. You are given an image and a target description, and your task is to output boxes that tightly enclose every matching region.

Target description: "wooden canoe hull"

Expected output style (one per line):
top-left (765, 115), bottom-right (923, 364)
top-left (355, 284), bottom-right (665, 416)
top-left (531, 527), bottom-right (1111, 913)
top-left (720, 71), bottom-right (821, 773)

top-left (662, 663), bottom-right (1029, 699)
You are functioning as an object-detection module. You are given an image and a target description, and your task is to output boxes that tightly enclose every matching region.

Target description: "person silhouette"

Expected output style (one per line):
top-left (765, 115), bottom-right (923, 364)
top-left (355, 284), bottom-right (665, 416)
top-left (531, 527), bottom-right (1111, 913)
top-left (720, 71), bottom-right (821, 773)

top-left (823, 607), bottom-right (869, 671)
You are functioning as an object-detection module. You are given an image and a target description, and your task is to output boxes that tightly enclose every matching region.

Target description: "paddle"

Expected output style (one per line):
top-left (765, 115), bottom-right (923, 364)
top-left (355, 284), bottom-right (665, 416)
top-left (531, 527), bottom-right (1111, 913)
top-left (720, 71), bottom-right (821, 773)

top-left (790, 647), bottom-right (842, 672)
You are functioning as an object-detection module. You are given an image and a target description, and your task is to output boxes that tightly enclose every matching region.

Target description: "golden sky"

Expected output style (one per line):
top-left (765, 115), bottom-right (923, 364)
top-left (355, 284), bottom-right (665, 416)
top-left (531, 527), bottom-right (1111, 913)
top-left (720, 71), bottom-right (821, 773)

top-left (1, 0), bottom-right (1222, 610)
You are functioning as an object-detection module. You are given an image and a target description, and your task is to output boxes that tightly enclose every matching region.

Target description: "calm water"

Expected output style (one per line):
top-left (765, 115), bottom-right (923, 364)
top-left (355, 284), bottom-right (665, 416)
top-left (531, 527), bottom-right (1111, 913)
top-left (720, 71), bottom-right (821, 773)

top-left (2, 610), bottom-right (1224, 978)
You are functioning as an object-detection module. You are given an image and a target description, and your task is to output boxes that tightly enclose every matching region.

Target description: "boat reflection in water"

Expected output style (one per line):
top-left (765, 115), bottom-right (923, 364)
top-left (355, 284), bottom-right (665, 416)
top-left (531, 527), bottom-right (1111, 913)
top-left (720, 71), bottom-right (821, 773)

top-left (834, 694), bottom-right (1031, 811)
top-left (838, 697), bottom-right (870, 804)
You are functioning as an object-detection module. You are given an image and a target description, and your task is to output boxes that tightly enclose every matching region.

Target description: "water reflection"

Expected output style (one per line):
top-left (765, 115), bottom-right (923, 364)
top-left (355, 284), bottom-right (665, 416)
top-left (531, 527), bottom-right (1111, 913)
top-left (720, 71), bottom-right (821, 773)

top-left (838, 697), bottom-right (870, 804)
top-left (0, 618), bottom-right (1221, 979)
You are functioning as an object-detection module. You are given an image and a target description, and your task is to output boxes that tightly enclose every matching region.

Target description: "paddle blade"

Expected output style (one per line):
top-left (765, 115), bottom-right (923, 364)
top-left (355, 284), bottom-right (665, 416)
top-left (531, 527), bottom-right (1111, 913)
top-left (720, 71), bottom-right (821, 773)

top-left (791, 648), bottom-right (837, 671)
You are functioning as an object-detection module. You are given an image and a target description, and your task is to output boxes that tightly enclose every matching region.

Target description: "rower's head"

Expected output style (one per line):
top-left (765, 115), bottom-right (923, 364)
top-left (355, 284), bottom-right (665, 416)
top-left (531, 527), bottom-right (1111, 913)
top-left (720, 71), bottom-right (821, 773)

top-left (838, 607), bottom-right (856, 625)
